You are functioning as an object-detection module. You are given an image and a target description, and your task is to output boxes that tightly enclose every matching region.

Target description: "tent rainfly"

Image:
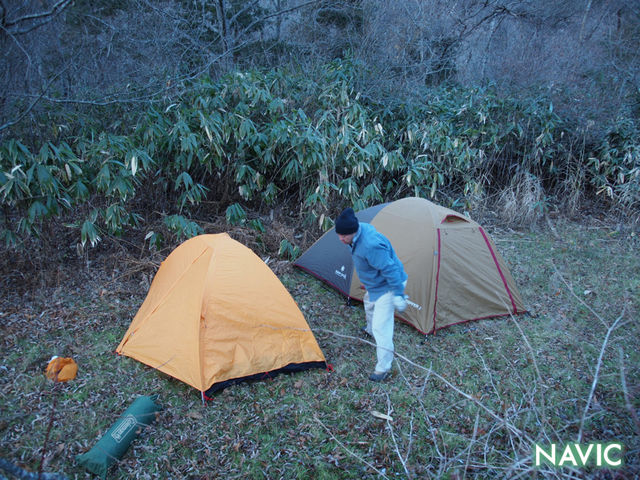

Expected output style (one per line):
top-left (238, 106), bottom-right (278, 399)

top-left (116, 233), bottom-right (326, 397)
top-left (294, 197), bottom-right (526, 334)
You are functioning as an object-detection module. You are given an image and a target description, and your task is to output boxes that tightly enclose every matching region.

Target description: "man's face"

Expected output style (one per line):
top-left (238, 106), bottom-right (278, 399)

top-left (337, 232), bottom-right (356, 245)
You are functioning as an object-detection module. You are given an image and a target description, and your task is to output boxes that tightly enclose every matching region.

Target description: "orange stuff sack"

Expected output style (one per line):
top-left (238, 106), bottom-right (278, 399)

top-left (45, 356), bottom-right (78, 382)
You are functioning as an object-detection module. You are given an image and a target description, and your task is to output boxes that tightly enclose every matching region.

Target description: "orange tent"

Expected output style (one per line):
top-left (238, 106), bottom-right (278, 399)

top-left (116, 233), bottom-right (326, 396)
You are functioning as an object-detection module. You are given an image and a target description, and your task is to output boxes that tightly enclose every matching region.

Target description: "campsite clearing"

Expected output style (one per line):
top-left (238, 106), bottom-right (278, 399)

top-left (0, 217), bottom-right (638, 479)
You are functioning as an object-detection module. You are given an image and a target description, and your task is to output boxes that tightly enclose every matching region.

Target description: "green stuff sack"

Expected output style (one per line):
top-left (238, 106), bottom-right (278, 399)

top-left (76, 395), bottom-right (161, 479)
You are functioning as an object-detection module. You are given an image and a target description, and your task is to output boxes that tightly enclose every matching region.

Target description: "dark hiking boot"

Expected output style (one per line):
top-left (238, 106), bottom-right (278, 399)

top-left (369, 371), bottom-right (390, 382)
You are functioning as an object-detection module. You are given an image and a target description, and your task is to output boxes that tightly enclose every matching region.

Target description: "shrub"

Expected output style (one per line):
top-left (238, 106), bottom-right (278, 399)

top-left (589, 115), bottom-right (640, 211)
top-left (1, 59), bottom-right (638, 249)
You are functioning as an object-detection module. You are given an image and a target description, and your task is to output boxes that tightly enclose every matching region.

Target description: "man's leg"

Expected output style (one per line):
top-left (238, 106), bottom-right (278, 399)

top-left (363, 290), bottom-right (374, 336)
top-left (371, 291), bottom-right (395, 373)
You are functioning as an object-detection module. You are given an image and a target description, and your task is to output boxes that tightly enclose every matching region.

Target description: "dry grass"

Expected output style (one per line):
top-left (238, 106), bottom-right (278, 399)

top-left (496, 172), bottom-right (550, 227)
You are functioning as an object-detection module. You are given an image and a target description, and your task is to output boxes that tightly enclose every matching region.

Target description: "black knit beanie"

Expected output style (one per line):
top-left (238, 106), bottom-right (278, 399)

top-left (335, 208), bottom-right (359, 234)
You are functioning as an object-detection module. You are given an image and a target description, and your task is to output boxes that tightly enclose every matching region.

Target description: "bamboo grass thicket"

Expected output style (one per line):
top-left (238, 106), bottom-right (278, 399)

top-left (1, 59), bottom-right (638, 249)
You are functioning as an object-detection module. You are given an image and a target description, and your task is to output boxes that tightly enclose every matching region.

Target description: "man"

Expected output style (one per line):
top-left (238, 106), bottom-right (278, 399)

top-left (335, 207), bottom-right (408, 382)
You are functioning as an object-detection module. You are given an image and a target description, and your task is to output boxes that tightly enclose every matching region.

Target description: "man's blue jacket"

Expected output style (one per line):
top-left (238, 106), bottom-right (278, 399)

top-left (349, 223), bottom-right (407, 302)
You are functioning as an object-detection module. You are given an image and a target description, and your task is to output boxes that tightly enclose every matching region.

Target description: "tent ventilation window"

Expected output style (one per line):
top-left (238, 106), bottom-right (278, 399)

top-left (442, 215), bottom-right (469, 224)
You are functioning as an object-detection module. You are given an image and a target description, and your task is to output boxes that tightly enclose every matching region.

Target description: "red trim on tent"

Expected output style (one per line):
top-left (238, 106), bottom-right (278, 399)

top-left (295, 256), bottom-right (523, 337)
top-left (478, 227), bottom-right (518, 313)
top-left (433, 311), bottom-right (517, 333)
top-left (398, 311), bottom-right (518, 336)
top-left (431, 229), bottom-right (442, 334)
top-left (396, 314), bottom-right (428, 335)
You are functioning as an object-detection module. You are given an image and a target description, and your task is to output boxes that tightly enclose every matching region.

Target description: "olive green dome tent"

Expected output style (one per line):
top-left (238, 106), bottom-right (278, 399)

top-left (294, 197), bottom-right (526, 334)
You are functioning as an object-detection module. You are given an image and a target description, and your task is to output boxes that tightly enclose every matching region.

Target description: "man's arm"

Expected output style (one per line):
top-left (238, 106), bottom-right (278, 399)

top-left (366, 241), bottom-right (406, 296)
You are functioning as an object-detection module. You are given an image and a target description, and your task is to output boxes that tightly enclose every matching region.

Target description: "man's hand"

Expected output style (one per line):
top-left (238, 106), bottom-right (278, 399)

top-left (393, 295), bottom-right (407, 312)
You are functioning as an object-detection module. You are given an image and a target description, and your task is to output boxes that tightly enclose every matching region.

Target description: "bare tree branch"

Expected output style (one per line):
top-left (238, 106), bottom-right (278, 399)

top-left (229, 0), bottom-right (262, 29)
top-left (0, 64), bottom-right (69, 132)
top-left (239, 0), bottom-right (325, 42)
top-left (3, 0), bottom-right (71, 27)
top-left (2, 0), bottom-right (72, 35)
top-left (0, 21), bottom-right (31, 65)
top-left (0, 0), bottom-right (6, 27)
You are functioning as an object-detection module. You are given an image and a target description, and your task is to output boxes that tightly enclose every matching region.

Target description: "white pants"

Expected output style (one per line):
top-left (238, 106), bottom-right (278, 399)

top-left (363, 290), bottom-right (396, 373)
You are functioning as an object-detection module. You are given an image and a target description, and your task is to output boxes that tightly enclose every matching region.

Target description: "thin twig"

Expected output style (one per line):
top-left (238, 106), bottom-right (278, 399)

top-left (392, 361), bottom-right (416, 465)
top-left (471, 342), bottom-right (500, 398)
top-left (507, 311), bottom-right (548, 420)
top-left (618, 347), bottom-right (640, 436)
top-left (416, 368), bottom-right (446, 467)
top-left (551, 261), bottom-right (608, 329)
top-left (313, 415), bottom-right (390, 479)
top-left (405, 410), bottom-right (415, 466)
top-left (462, 411), bottom-right (480, 480)
top-left (383, 391), bottom-right (412, 479)
top-left (577, 306), bottom-right (626, 443)
top-left (38, 380), bottom-right (60, 476)
top-left (318, 328), bottom-right (531, 442)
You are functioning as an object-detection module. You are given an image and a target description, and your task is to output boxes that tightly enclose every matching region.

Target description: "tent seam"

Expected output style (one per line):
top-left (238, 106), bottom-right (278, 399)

top-left (431, 228), bottom-right (442, 334)
top-left (478, 227), bottom-right (518, 313)
top-left (132, 245), bottom-right (212, 331)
